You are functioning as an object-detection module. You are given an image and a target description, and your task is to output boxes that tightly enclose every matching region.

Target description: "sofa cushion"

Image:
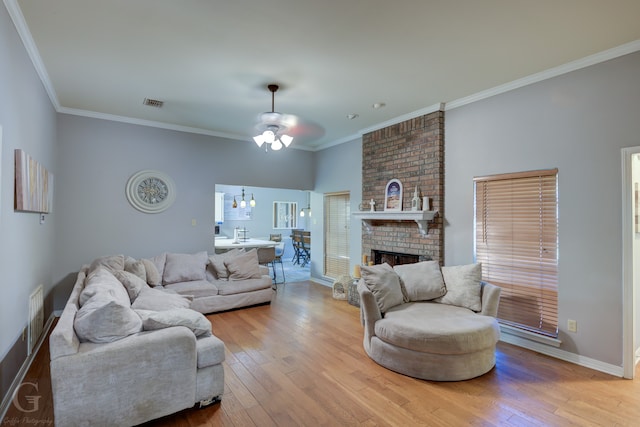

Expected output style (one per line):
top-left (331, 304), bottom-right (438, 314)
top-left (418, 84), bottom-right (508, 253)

top-left (208, 249), bottom-right (243, 280)
top-left (74, 293), bottom-right (143, 343)
top-left (136, 308), bottom-right (212, 337)
top-left (140, 258), bottom-right (162, 287)
top-left (224, 249), bottom-right (263, 280)
top-left (79, 267), bottom-right (130, 307)
top-left (88, 254), bottom-right (125, 274)
top-left (145, 253), bottom-right (167, 284)
top-left (360, 263), bottom-right (404, 313)
top-left (163, 252), bottom-right (208, 285)
top-left (113, 270), bottom-right (148, 302)
top-left (163, 280), bottom-right (219, 298)
top-left (124, 257), bottom-right (146, 282)
top-left (215, 277), bottom-right (271, 296)
top-left (436, 263), bottom-right (482, 312)
top-left (132, 287), bottom-right (192, 311)
top-left (393, 261), bottom-right (446, 302)
top-left (196, 334), bottom-right (226, 368)
top-left (375, 302), bottom-right (499, 354)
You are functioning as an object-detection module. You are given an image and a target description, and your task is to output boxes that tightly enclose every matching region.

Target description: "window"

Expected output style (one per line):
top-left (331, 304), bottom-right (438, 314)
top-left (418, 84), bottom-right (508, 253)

top-left (273, 201), bottom-right (297, 229)
top-left (474, 169), bottom-right (558, 338)
top-left (324, 192), bottom-right (350, 279)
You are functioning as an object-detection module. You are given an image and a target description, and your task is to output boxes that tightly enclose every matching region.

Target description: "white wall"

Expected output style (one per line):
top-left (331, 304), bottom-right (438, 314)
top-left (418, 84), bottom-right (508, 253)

top-left (313, 138), bottom-right (362, 282)
top-left (53, 114), bottom-right (314, 306)
top-left (0, 3), bottom-right (57, 365)
top-left (445, 51), bottom-right (640, 367)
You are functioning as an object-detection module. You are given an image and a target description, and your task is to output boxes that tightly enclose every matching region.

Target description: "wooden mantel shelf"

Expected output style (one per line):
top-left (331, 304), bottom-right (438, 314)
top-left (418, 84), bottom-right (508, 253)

top-left (352, 210), bottom-right (439, 236)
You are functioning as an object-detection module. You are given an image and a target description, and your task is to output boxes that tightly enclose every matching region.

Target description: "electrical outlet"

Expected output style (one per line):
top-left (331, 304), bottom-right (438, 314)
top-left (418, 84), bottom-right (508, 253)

top-left (191, 219), bottom-right (197, 227)
top-left (567, 319), bottom-right (578, 333)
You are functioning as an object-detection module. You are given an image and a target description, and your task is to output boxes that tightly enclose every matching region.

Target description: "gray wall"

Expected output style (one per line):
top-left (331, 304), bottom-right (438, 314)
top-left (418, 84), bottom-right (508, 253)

top-left (53, 114), bottom-right (314, 305)
top-left (313, 138), bottom-right (362, 281)
top-left (445, 51), bottom-right (640, 366)
top-left (0, 3), bottom-right (57, 392)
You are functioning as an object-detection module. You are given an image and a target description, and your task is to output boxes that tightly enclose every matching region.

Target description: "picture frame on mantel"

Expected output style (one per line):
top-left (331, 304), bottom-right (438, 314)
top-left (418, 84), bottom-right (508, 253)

top-left (384, 179), bottom-right (403, 211)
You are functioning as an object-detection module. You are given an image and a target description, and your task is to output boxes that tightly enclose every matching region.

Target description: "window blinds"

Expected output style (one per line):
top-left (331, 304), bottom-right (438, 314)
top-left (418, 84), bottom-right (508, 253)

top-left (474, 169), bottom-right (559, 337)
top-left (324, 192), bottom-right (350, 279)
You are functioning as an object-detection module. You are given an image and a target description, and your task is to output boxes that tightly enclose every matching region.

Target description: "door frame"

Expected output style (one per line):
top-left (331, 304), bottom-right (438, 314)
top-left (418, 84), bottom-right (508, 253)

top-left (621, 147), bottom-right (640, 379)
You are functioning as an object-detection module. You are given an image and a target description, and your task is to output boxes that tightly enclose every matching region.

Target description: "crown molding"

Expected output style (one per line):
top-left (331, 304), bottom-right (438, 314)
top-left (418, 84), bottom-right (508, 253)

top-left (445, 39), bottom-right (640, 111)
top-left (357, 102), bottom-right (445, 137)
top-left (4, 0), bottom-right (60, 110)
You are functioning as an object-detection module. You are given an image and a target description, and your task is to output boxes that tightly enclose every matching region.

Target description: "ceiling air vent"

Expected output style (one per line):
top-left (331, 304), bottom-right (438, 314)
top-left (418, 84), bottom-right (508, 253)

top-left (143, 98), bottom-right (164, 108)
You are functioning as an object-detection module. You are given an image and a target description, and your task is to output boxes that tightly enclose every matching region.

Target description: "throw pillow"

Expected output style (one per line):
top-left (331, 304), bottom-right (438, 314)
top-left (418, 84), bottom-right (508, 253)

top-left (113, 270), bottom-right (148, 302)
top-left (146, 253), bottom-right (167, 282)
top-left (208, 249), bottom-right (244, 280)
top-left (360, 263), bottom-right (404, 313)
top-left (436, 263), bottom-right (483, 312)
top-left (131, 287), bottom-right (192, 311)
top-left (79, 267), bottom-right (130, 307)
top-left (140, 258), bottom-right (162, 287)
top-left (136, 308), bottom-right (212, 337)
top-left (88, 254), bottom-right (125, 275)
top-left (162, 251), bottom-right (208, 285)
top-left (224, 249), bottom-right (263, 280)
top-left (74, 293), bottom-right (142, 343)
top-left (393, 261), bottom-right (446, 302)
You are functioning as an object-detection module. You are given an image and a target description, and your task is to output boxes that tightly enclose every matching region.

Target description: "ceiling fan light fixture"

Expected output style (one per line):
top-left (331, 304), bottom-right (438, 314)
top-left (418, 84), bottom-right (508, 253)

top-left (253, 135), bottom-right (265, 147)
top-left (280, 134), bottom-right (293, 146)
top-left (253, 84), bottom-right (295, 151)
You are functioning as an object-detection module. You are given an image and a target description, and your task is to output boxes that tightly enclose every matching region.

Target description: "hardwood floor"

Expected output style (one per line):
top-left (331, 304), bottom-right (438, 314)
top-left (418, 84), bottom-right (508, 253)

top-left (5, 281), bottom-right (640, 426)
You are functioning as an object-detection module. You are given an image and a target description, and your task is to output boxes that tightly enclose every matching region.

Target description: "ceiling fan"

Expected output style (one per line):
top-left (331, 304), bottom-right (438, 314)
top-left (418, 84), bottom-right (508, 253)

top-left (252, 84), bottom-right (300, 151)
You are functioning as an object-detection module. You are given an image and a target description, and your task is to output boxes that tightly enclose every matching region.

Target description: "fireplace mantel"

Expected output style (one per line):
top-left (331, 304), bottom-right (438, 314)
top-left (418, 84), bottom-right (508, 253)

top-left (352, 210), bottom-right (439, 236)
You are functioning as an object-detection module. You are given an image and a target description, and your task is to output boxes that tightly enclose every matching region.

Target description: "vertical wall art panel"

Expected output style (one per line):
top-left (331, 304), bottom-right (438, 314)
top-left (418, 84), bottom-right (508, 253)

top-left (14, 149), bottom-right (53, 213)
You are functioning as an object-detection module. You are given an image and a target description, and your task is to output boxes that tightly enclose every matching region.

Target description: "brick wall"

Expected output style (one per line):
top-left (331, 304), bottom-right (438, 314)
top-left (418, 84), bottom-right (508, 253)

top-left (360, 110), bottom-right (444, 264)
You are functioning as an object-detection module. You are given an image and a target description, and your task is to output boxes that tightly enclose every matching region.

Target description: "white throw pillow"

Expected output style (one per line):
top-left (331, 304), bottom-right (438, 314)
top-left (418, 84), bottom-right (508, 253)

top-left (137, 308), bottom-right (212, 337)
top-left (360, 263), bottom-right (404, 313)
top-left (393, 261), bottom-right (446, 302)
top-left (79, 267), bottom-right (130, 308)
top-left (74, 293), bottom-right (142, 343)
top-left (208, 249), bottom-right (244, 280)
top-left (88, 254), bottom-right (125, 275)
top-left (224, 249), bottom-right (263, 280)
top-left (113, 270), bottom-right (148, 302)
top-left (131, 287), bottom-right (192, 311)
top-left (162, 252), bottom-right (208, 285)
top-left (436, 263), bottom-right (483, 312)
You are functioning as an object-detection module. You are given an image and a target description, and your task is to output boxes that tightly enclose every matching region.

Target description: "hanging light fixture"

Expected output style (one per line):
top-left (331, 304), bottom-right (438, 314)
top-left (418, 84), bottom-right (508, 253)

top-left (253, 84), bottom-right (294, 151)
top-left (250, 193), bottom-right (256, 207)
top-left (300, 192), bottom-right (311, 217)
top-left (232, 196), bottom-right (237, 208)
top-left (240, 187), bottom-right (246, 209)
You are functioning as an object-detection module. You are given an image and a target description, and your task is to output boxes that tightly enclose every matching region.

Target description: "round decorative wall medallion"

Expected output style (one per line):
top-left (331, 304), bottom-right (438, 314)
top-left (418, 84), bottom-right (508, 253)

top-left (126, 170), bottom-right (176, 213)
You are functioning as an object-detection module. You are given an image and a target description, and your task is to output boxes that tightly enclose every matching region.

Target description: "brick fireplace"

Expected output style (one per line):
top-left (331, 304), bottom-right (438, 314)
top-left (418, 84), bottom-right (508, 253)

top-left (360, 110), bottom-right (444, 265)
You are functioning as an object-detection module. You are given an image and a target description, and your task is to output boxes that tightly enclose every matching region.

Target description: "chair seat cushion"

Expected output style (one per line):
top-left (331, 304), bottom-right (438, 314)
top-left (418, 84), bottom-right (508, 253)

top-left (375, 302), bottom-right (499, 355)
top-left (196, 334), bottom-right (225, 368)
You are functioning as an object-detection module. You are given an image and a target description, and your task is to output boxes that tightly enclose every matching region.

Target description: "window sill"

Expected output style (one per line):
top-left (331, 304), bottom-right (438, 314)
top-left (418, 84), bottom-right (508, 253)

top-left (499, 324), bottom-right (562, 348)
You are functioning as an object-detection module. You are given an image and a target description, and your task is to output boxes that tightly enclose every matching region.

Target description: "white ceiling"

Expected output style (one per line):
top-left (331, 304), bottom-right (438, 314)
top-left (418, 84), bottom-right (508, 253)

top-left (8, 0), bottom-right (640, 150)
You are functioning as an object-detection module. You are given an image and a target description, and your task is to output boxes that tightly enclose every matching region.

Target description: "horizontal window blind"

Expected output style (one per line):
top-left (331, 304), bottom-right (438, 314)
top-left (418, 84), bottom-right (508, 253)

top-left (474, 169), bottom-right (558, 337)
top-left (324, 192), bottom-right (350, 279)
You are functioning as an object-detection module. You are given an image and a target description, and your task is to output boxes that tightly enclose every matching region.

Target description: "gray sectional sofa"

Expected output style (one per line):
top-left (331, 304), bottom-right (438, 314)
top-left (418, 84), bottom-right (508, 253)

top-left (49, 249), bottom-right (273, 426)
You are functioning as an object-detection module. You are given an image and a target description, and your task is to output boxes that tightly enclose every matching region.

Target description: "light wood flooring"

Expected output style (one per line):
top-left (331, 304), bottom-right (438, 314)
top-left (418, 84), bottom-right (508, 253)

top-left (5, 280), bottom-right (640, 426)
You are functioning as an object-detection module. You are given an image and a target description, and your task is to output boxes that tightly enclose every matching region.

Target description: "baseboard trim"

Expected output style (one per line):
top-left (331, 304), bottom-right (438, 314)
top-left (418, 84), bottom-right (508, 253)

top-left (0, 313), bottom-right (57, 422)
top-left (500, 333), bottom-right (624, 378)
